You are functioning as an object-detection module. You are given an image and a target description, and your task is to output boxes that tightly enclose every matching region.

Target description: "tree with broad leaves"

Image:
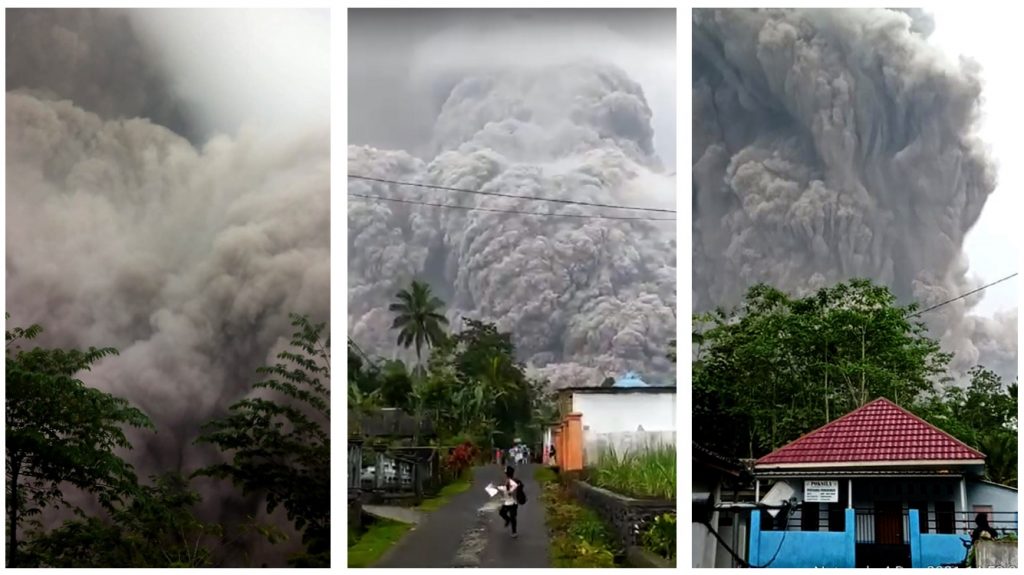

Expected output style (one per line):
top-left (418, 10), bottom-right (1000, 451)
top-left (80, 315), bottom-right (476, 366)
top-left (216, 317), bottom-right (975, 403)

top-left (5, 315), bottom-right (153, 567)
top-left (389, 280), bottom-right (449, 365)
top-left (195, 314), bottom-right (330, 567)
top-left (915, 366), bottom-right (1018, 487)
top-left (21, 472), bottom-right (288, 567)
top-left (693, 280), bottom-right (949, 459)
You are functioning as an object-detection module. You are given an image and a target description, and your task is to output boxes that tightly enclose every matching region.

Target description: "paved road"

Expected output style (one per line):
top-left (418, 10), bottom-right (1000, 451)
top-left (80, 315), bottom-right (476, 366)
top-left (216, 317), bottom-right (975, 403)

top-left (374, 463), bottom-right (549, 568)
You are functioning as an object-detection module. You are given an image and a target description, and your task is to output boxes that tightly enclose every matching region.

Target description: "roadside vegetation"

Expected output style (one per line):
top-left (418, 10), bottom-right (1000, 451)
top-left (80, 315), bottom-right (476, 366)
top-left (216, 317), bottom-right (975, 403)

top-left (415, 471), bottom-right (472, 513)
top-left (537, 467), bottom-right (619, 568)
top-left (347, 518), bottom-right (413, 568)
top-left (587, 443), bottom-right (676, 500)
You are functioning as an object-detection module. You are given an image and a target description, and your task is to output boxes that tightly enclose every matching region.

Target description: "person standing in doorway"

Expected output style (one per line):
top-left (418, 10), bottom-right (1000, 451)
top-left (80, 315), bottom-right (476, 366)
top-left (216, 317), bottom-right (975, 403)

top-left (497, 465), bottom-right (521, 538)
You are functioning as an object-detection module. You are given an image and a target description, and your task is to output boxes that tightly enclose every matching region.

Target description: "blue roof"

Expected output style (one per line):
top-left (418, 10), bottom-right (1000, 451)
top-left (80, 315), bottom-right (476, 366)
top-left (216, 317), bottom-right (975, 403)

top-left (613, 371), bottom-right (649, 388)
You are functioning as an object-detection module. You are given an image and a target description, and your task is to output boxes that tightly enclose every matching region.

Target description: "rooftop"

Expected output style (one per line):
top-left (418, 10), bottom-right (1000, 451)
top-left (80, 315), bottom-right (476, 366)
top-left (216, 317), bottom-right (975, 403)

top-left (754, 397), bottom-right (985, 470)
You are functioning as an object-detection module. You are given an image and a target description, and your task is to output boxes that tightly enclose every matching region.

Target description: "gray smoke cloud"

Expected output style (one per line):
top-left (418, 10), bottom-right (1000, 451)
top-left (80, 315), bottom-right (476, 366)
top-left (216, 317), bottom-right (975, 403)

top-left (6, 8), bottom-right (328, 563)
top-left (692, 8), bottom-right (1017, 382)
top-left (348, 14), bottom-right (676, 388)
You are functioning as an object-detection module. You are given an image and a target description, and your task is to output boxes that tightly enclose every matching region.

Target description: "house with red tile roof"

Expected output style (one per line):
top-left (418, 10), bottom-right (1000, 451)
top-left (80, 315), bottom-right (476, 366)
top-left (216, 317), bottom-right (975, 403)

top-left (745, 397), bottom-right (1017, 568)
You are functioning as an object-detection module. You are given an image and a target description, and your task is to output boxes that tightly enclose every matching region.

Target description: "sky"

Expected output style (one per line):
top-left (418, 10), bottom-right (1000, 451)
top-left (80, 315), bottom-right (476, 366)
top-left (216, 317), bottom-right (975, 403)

top-left (348, 8), bottom-right (676, 171)
top-left (929, 8), bottom-right (1019, 316)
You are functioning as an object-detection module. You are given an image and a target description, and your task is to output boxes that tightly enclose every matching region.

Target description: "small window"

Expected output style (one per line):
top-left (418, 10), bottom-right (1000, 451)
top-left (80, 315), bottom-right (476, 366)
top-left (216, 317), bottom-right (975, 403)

top-left (935, 501), bottom-right (955, 534)
top-left (802, 502), bottom-right (820, 531)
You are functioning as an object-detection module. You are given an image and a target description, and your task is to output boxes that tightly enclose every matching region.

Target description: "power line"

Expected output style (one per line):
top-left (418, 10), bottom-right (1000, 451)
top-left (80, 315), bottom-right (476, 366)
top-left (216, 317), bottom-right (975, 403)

top-left (348, 173), bottom-right (676, 215)
top-left (348, 192), bottom-right (675, 221)
top-left (908, 273), bottom-right (1018, 318)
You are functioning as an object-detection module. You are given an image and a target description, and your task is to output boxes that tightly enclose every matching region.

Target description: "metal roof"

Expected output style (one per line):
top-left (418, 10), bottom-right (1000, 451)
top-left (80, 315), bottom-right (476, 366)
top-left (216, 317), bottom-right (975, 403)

top-left (754, 397), bottom-right (985, 469)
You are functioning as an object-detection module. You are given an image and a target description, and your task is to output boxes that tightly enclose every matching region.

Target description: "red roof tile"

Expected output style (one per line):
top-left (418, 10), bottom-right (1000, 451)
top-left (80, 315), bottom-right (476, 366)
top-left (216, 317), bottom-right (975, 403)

top-left (755, 397), bottom-right (985, 467)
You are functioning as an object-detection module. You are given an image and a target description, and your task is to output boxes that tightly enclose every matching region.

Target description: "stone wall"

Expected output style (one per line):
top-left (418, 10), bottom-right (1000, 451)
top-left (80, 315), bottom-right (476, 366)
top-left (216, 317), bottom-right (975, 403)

top-left (567, 479), bottom-right (676, 548)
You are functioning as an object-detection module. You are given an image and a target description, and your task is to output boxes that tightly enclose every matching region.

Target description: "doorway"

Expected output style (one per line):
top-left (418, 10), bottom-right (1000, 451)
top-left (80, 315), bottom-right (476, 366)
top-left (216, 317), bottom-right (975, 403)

top-left (855, 503), bottom-right (911, 568)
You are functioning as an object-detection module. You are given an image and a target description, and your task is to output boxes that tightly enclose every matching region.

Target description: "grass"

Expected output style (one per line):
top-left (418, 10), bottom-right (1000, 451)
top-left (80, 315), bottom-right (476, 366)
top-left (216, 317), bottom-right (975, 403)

top-left (415, 473), bottom-right (472, 512)
top-left (347, 518), bottom-right (413, 568)
top-left (535, 466), bottom-right (558, 485)
top-left (587, 443), bottom-right (675, 500)
top-left (536, 467), bottom-right (618, 568)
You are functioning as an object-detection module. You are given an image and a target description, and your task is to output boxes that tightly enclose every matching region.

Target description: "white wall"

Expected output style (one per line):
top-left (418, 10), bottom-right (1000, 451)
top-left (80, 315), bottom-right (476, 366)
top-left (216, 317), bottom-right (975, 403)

top-left (967, 481), bottom-right (1018, 512)
top-left (572, 392), bottom-right (676, 434)
top-left (583, 430), bottom-right (675, 465)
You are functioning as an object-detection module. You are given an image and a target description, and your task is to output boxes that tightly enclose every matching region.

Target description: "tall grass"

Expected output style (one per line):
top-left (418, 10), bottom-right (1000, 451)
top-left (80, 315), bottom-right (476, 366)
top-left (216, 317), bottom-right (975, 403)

top-left (588, 442), bottom-right (676, 500)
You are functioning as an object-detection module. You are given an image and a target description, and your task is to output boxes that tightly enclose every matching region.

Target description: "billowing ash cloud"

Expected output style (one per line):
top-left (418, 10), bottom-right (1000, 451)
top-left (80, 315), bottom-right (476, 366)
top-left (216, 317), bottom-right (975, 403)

top-left (6, 8), bottom-right (328, 560)
top-left (692, 8), bottom-right (1017, 381)
top-left (6, 9), bottom-right (196, 139)
top-left (349, 57), bottom-right (676, 387)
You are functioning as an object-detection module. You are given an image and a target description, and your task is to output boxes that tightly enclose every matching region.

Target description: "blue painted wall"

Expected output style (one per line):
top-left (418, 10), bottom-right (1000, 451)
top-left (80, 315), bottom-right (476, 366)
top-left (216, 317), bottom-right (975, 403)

top-left (909, 509), bottom-right (971, 567)
top-left (750, 508), bottom-right (855, 568)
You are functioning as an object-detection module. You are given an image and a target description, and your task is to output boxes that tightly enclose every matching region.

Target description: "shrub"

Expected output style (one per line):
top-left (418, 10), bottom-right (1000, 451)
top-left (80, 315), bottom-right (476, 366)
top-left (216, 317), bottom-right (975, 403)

top-left (564, 538), bottom-right (616, 568)
top-left (640, 513), bottom-right (676, 560)
top-left (568, 508), bottom-right (611, 546)
top-left (444, 441), bottom-right (478, 477)
top-left (540, 467), bottom-right (618, 568)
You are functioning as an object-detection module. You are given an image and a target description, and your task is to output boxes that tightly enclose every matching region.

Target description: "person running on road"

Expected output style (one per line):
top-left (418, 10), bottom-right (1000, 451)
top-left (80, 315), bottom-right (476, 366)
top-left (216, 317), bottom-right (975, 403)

top-left (497, 465), bottom-right (521, 538)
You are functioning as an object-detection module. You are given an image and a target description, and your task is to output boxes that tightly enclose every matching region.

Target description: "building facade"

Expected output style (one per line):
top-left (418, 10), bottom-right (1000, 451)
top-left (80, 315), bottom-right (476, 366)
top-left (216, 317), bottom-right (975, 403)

top-left (748, 398), bottom-right (1018, 568)
top-left (546, 373), bottom-right (676, 470)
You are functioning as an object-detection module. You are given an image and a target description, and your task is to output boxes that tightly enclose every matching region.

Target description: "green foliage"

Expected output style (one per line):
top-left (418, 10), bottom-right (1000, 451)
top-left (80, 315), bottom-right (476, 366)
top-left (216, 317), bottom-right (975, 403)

top-left (19, 473), bottom-right (260, 568)
top-left (540, 473), bottom-right (617, 568)
top-left (554, 537), bottom-right (616, 568)
top-left (640, 513), bottom-right (677, 561)
top-left (914, 366), bottom-right (1018, 486)
top-left (588, 443), bottom-right (676, 500)
top-left (694, 280), bottom-right (951, 459)
top-left (5, 316), bottom-right (153, 567)
top-left (535, 466), bottom-right (558, 485)
top-left (415, 473), bottom-right (472, 512)
top-left (196, 313), bottom-right (330, 567)
top-left (389, 280), bottom-right (449, 362)
top-left (348, 338), bottom-right (414, 415)
top-left (347, 518), bottom-right (412, 568)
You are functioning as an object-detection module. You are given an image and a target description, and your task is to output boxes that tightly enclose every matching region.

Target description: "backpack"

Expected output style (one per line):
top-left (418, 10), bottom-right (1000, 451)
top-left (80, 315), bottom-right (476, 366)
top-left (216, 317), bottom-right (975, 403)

top-left (514, 479), bottom-right (527, 505)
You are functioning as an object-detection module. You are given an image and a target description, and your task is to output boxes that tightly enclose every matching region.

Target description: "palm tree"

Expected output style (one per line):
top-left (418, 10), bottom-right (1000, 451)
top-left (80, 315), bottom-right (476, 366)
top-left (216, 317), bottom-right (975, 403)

top-left (389, 280), bottom-right (449, 365)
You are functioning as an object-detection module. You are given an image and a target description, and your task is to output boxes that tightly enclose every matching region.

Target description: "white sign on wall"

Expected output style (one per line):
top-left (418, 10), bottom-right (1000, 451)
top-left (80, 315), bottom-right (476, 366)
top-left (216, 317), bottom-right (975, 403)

top-left (804, 480), bottom-right (839, 503)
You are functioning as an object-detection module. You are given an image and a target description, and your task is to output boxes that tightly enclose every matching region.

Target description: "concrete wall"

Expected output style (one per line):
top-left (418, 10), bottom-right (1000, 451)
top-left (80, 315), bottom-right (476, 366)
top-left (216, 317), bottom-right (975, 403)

top-left (749, 508), bottom-right (855, 568)
top-left (692, 523), bottom-right (712, 568)
top-left (967, 481), bottom-right (1018, 513)
top-left (908, 510), bottom-right (967, 567)
top-left (582, 430), bottom-right (675, 466)
top-left (572, 392), bottom-right (675, 434)
top-left (976, 540), bottom-right (1018, 568)
top-left (916, 533), bottom-right (966, 567)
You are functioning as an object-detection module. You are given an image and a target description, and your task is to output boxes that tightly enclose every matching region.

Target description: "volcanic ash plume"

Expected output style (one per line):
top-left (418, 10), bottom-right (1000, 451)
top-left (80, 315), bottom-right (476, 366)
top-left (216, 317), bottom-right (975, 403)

top-left (692, 8), bottom-right (1016, 381)
top-left (348, 61), bottom-right (676, 387)
top-left (6, 9), bottom-right (329, 553)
